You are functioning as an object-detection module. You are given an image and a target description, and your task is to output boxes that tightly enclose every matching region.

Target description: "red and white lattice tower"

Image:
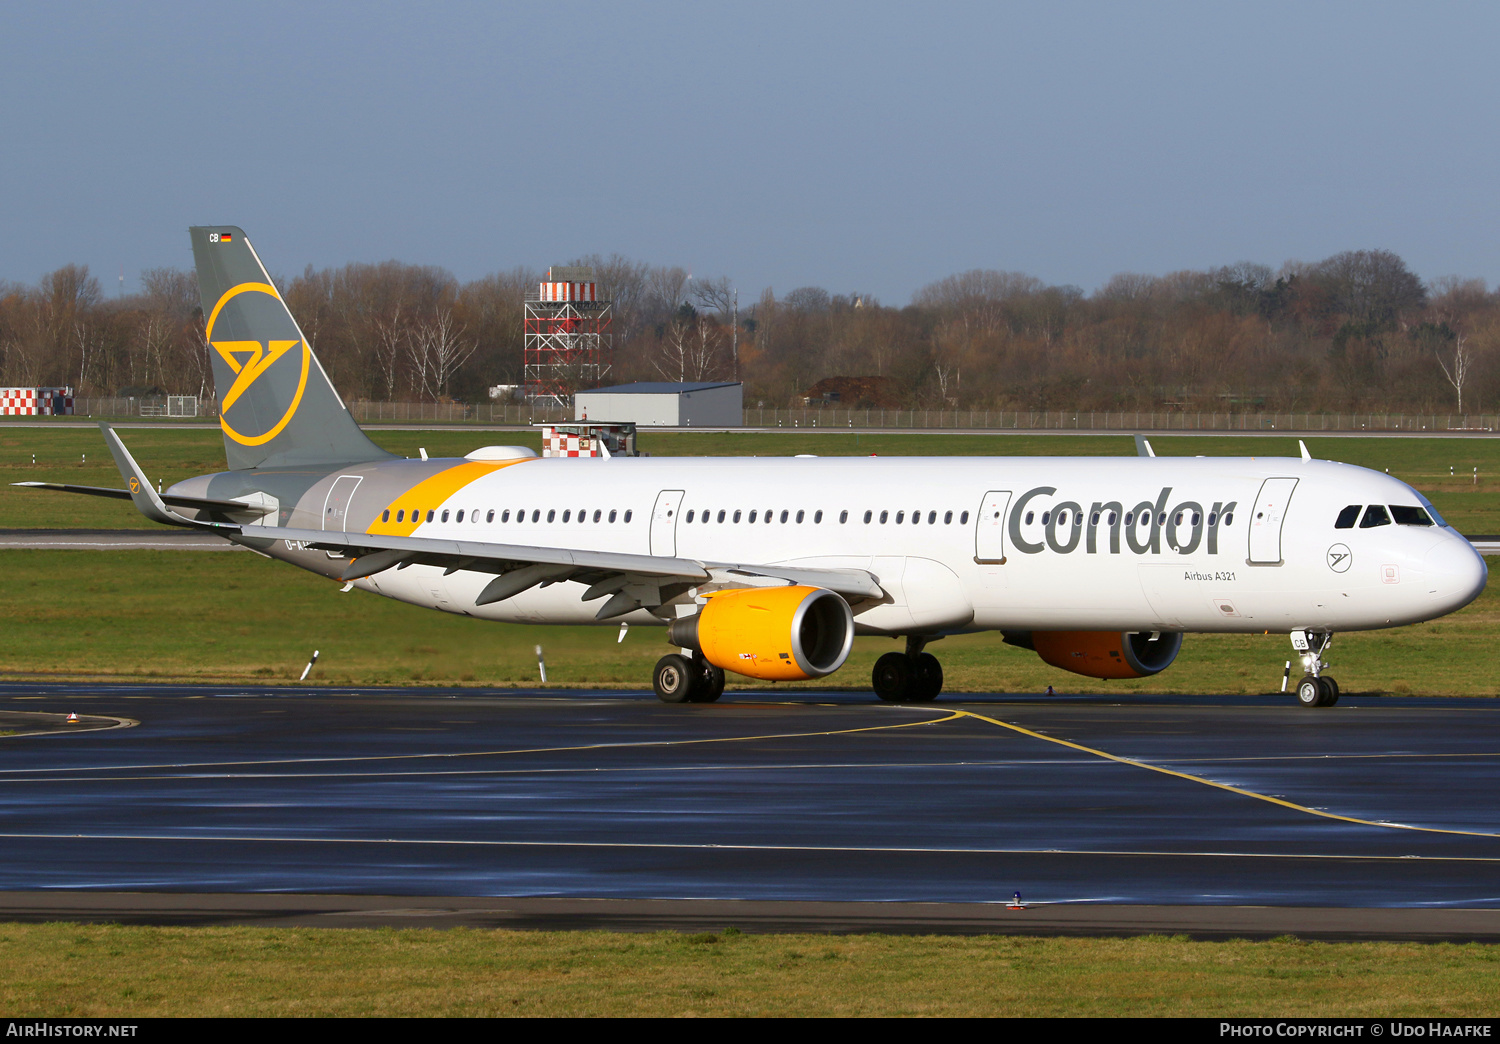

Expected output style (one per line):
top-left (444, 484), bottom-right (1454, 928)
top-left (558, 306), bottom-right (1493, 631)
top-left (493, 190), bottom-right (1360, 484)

top-left (524, 266), bottom-right (611, 406)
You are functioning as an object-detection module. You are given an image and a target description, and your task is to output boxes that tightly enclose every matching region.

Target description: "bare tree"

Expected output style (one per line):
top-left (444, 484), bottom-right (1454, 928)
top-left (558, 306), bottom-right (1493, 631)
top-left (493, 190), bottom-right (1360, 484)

top-left (372, 303), bottom-right (407, 401)
top-left (1311, 249), bottom-right (1427, 326)
top-left (653, 313), bottom-right (727, 383)
top-left (407, 309), bottom-right (477, 400)
top-left (1435, 332), bottom-right (1472, 413)
top-left (645, 266), bottom-right (691, 316)
top-left (691, 276), bottom-right (734, 317)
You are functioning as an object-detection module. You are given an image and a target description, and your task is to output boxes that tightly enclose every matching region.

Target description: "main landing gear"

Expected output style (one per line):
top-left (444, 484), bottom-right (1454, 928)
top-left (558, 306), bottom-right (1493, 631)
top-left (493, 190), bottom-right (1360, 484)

top-left (873, 636), bottom-right (944, 703)
top-left (1291, 630), bottom-right (1339, 708)
top-left (653, 653), bottom-right (725, 704)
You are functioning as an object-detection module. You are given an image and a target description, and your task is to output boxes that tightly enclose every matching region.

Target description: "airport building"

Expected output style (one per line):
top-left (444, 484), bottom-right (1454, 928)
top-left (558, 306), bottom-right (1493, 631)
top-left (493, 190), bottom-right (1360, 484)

top-left (573, 381), bottom-right (743, 428)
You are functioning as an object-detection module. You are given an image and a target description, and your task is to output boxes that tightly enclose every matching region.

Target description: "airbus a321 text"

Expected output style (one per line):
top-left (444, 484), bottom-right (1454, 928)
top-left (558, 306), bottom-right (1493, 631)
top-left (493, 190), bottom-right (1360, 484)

top-left (18, 228), bottom-right (1488, 707)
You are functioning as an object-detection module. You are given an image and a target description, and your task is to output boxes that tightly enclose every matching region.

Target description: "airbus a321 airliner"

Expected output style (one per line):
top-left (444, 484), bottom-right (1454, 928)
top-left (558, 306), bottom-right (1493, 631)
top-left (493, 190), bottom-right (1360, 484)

top-left (19, 228), bottom-right (1489, 707)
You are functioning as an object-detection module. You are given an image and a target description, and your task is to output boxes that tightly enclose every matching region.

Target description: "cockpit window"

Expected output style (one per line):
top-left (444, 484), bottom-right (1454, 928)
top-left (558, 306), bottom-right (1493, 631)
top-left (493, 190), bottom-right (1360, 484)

top-left (1335, 505), bottom-right (1361, 529)
top-left (1390, 505), bottom-right (1434, 527)
top-left (1359, 505), bottom-right (1392, 528)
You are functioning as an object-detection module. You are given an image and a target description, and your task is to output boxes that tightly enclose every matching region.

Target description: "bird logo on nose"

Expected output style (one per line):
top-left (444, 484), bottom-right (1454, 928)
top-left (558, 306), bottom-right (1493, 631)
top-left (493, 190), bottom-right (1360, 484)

top-left (1326, 543), bottom-right (1352, 573)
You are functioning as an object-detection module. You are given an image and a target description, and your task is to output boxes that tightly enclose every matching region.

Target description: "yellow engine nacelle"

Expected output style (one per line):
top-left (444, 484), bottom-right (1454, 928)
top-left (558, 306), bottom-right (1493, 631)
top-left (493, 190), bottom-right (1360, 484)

top-left (667, 585), bottom-right (855, 681)
top-left (1026, 630), bottom-right (1183, 679)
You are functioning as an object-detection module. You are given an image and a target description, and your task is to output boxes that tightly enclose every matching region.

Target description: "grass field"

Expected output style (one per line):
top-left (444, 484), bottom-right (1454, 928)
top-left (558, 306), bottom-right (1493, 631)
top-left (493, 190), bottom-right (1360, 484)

top-left (2, 548), bottom-right (1498, 694)
top-left (2, 924), bottom-right (1497, 1017)
top-left (5, 424), bottom-right (1500, 530)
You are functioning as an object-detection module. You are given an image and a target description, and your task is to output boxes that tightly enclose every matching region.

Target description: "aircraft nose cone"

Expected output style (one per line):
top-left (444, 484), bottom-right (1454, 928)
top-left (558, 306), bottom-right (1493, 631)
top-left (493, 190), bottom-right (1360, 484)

top-left (1424, 535), bottom-right (1488, 614)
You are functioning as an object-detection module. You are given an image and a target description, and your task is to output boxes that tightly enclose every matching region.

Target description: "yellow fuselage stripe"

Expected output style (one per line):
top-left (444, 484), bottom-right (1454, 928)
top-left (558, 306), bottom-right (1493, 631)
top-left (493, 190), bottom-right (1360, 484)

top-left (365, 458), bottom-right (537, 536)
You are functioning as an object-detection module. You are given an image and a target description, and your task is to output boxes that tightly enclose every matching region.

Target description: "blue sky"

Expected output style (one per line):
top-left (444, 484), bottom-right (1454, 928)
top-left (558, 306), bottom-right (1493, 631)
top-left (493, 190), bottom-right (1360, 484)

top-left (3, 1), bottom-right (1497, 302)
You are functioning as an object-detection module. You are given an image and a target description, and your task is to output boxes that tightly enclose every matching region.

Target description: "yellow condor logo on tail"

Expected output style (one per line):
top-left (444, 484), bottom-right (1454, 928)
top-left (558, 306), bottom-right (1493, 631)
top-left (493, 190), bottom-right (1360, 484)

top-left (204, 282), bottom-right (311, 447)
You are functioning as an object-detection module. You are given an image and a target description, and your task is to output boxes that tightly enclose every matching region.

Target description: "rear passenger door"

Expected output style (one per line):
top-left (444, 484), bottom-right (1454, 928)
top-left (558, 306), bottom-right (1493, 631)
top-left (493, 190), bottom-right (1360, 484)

top-left (651, 490), bottom-right (684, 556)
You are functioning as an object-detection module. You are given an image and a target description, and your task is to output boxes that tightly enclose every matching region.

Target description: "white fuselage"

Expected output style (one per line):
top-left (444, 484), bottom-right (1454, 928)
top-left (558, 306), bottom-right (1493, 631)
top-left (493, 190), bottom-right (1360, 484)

top-left (340, 454), bottom-right (1486, 636)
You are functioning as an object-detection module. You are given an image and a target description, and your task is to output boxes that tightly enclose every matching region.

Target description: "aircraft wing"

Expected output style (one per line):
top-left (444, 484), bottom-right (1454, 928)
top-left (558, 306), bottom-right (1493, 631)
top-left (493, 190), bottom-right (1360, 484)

top-left (235, 524), bottom-right (885, 618)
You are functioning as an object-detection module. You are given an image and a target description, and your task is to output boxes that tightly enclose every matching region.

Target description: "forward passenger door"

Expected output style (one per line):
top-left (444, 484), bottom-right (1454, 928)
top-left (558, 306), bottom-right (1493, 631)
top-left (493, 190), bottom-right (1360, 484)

top-left (1248, 478), bottom-right (1298, 565)
top-left (974, 490), bottom-right (1012, 563)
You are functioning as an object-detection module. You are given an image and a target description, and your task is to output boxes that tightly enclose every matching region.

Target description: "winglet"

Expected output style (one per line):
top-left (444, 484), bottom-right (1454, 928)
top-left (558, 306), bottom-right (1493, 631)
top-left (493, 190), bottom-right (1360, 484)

top-left (1299, 439), bottom-right (1312, 462)
top-left (99, 423), bottom-right (227, 529)
top-left (1134, 435), bottom-right (1156, 458)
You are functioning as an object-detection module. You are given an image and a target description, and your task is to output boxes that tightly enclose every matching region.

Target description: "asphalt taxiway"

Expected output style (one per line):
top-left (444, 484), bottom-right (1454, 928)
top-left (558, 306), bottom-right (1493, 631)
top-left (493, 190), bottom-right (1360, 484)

top-left (1, 683), bottom-right (1499, 937)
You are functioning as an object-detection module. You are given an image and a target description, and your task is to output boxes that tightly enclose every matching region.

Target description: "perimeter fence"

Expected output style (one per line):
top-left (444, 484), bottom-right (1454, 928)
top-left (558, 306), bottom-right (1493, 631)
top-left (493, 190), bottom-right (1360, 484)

top-left (49, 399), bottom-right (1500, 433)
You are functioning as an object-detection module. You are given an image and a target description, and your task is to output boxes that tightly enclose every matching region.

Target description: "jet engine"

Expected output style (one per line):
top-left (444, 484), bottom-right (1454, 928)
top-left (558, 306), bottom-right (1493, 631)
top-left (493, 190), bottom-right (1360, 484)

top-left (1012, 630), bottom-right (1183, 680)
top-left (666, 585), bottom-right (855, 681)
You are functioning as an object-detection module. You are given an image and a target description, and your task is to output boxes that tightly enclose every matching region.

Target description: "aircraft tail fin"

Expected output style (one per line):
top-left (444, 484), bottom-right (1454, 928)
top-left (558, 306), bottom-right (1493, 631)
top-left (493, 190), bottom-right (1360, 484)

top-left (190, 226), bottom-right (396, 471)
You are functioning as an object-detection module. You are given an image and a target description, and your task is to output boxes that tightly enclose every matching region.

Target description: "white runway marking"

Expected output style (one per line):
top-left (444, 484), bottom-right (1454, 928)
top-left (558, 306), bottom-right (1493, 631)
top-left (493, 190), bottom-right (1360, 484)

top-left (1, 831), bottom-right (1496, 863)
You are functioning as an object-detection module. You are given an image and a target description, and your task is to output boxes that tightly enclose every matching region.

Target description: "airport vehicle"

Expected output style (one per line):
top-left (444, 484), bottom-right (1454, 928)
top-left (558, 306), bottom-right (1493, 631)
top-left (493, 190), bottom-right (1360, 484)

top-left (18, 228), bottom-right (1489, 706)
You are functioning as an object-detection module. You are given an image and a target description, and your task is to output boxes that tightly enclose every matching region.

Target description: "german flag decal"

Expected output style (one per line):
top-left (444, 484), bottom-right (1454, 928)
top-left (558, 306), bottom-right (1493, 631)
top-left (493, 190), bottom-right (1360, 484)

top-left (208, 232), bottom-right (232, 244)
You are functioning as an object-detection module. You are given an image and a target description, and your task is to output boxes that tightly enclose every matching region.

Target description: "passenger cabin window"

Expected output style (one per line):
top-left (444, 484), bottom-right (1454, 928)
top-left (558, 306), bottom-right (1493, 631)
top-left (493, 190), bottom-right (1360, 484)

top-left (1390, 505), bottom-right (1434, 526)
top-left (381, 510), bottom-right (390, 522)
top-left (732, 510), bottom-right (741, 523)
top-left (814, 510), bottom-right (823, 523)
top-left (944, 511), bottom-right (953, 524)
top-left (960, 511), bottom-right (969, 524)
top-left (1360, 505), bottom-right (1392, 528)
top-left (623, 510), bottom-right (632, 523)
top-left (500, 510), bottom-right (509, 523)
top-left (426, 510), bottom-right (435, 523)
top-left (796, 510), bottom-right (805, 523)
top-left (685, 510), bottom-right (694, 523)
top-left (1335, 505), bottom-right (1361, 529)
top-left (456, 510), bottom-right (464, 522)
top-left (717, 510), bottom-right (726, 523)
top-left (879, 510), bottom-right (889, 524)
top-left (609, 510), bottom-right (617, 523)
top-left (863, 510), bottom-right (872, 523)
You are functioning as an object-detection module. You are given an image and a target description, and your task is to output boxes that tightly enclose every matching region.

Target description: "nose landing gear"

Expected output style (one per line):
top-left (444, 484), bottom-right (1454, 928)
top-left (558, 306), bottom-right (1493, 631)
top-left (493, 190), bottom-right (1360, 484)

top-left (1290, 630), bottom-right (1339, 707)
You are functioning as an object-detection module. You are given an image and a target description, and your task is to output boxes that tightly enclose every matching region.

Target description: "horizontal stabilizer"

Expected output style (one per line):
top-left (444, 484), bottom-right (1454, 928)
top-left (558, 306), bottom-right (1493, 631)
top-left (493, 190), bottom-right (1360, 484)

top-left (12, 481), bottom-right (267, 518)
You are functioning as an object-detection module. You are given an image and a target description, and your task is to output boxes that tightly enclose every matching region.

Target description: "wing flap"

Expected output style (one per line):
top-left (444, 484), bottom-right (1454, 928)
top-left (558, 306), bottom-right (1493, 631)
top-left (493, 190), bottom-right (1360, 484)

top-left (245, 524), bottom-right (884, 604)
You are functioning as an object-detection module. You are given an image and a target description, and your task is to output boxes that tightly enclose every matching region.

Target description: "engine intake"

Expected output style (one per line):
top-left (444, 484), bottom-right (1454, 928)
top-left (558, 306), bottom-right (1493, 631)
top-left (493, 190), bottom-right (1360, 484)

top-left (1023, 630), bottom-right (1183, 679)
top-left (667, 585), bottom-right (854, 681)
